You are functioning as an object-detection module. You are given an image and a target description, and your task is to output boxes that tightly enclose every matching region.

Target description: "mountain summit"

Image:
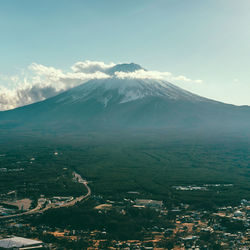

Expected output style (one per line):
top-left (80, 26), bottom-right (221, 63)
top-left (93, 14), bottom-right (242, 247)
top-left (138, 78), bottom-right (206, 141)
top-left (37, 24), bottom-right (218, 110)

top-left (106, 63), bottom-right (144, 75)
top-left (0, 65), bottom-right (250, 132)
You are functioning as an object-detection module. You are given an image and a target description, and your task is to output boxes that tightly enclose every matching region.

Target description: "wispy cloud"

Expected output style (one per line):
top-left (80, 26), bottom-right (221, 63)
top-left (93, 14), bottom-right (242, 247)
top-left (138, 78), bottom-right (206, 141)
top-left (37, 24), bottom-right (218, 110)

top-left (115, 69), bottom-right (203, 84)
top-left (0, 60), bottom-right (202, 111)
top-left (114, 69), bottom-right (172, 80)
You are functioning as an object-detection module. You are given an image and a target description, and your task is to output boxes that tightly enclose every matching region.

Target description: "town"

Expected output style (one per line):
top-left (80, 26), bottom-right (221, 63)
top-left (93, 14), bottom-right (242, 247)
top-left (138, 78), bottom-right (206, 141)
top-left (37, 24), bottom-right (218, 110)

top-left (0, 188), bottom-right (249, 249)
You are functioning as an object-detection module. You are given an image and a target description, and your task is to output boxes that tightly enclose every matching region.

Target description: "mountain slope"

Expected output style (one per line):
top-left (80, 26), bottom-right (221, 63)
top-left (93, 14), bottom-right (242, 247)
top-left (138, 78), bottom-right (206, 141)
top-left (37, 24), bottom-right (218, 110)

top-left (0, 66), bottom-right (250, 132)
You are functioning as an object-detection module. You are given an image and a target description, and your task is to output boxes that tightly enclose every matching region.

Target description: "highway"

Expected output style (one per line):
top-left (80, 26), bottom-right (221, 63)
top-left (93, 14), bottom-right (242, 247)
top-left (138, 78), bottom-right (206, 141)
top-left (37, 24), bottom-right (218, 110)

top-left (0, 172), bottom-right (91, 220)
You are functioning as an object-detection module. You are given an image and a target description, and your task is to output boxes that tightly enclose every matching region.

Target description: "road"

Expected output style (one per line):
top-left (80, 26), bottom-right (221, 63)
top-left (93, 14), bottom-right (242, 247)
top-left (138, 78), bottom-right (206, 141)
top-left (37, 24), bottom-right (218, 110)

top-left (0, 172), bottom-right (91, 220)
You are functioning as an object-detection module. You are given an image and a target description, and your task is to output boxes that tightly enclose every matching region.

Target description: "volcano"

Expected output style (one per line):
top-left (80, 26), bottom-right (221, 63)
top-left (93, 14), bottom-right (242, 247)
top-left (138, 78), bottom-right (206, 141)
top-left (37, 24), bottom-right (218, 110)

top-left (0, 63), bottom-right (250, 132)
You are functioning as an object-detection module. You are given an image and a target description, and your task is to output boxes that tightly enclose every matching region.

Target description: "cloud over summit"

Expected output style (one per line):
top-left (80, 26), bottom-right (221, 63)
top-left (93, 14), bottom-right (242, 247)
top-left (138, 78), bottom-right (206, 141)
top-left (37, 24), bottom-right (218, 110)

top-left (71, 60), bottom-right (115, 73)
top-left (0, 60), bottom-right (202, 111)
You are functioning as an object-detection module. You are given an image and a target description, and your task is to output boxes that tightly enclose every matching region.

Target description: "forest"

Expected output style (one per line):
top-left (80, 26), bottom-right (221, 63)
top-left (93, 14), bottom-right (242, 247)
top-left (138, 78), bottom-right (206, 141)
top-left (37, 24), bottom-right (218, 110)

top-left (0, 130), bottom-right (249, 208)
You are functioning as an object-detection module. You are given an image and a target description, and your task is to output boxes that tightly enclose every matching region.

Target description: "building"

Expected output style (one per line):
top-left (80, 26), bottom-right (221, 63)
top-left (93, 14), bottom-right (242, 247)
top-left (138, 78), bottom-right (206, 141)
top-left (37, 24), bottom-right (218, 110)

top-left (234, 210), bottom-right (243, 217)
top-left (0, 236), bottom-right (46, 249)
top-left (135, 199), bottom-right (163, 208)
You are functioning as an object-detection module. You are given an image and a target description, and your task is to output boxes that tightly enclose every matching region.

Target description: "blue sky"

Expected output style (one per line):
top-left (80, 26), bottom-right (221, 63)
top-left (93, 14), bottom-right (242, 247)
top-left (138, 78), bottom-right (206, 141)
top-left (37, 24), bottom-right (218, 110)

top-left (0, 0), bottom-right (250, 108)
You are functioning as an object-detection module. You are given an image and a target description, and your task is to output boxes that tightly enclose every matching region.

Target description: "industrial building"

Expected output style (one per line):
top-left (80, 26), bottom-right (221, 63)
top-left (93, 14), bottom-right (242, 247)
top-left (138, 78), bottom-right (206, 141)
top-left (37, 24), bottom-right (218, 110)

top-left (0, 236), bottom-right (46, 249)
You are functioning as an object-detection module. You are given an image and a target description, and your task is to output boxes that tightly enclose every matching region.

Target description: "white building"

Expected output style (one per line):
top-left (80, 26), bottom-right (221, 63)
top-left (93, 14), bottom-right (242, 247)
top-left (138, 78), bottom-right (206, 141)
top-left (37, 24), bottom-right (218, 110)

top-left (0, 236), bottom-right (46, 249)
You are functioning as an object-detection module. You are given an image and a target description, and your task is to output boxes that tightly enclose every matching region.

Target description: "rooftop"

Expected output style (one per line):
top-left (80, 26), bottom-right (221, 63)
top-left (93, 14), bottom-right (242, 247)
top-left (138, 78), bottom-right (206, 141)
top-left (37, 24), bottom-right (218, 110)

top-left (0, 236), bottom-right (43, 249)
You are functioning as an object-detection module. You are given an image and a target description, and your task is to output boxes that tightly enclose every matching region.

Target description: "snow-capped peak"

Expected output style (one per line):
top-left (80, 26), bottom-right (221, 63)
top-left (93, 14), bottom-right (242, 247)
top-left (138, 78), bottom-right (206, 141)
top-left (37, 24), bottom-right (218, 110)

top-left (56, 77), bottom-right (206, 107)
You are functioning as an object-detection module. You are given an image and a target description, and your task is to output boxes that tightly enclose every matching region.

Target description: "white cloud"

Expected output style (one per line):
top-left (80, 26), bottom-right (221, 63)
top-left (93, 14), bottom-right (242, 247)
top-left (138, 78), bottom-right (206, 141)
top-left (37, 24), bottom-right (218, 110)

top-left (0, 60), bottom-right (202, 111)
top-left (30, 63), bottom-right (110, 89)
top-left (0, 62), bottom-right (111, 111)
top-left (0, 85), bottom-right (19, 110)
top-left (71, 60), bottom-right (115, 73)
top-left (115, 69), bottom-right (172, 80)
top-left (171, 75), bottom-right (203, 84)
top-left (115, 69), bottom-right (203, 84)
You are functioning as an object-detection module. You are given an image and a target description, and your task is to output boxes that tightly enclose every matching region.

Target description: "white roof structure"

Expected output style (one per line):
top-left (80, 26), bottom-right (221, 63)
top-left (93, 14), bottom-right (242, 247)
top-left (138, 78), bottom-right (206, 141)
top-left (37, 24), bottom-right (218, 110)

top-left (0, 236), bottom-right (43, 249)
top-left (135, 199), bottom-right (163, 207)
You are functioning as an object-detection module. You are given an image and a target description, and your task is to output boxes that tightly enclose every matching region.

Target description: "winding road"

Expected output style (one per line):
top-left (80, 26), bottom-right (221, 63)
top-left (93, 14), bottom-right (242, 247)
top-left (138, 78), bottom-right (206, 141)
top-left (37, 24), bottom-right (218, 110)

top-left (0, 172), bottom-right (91, 220)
